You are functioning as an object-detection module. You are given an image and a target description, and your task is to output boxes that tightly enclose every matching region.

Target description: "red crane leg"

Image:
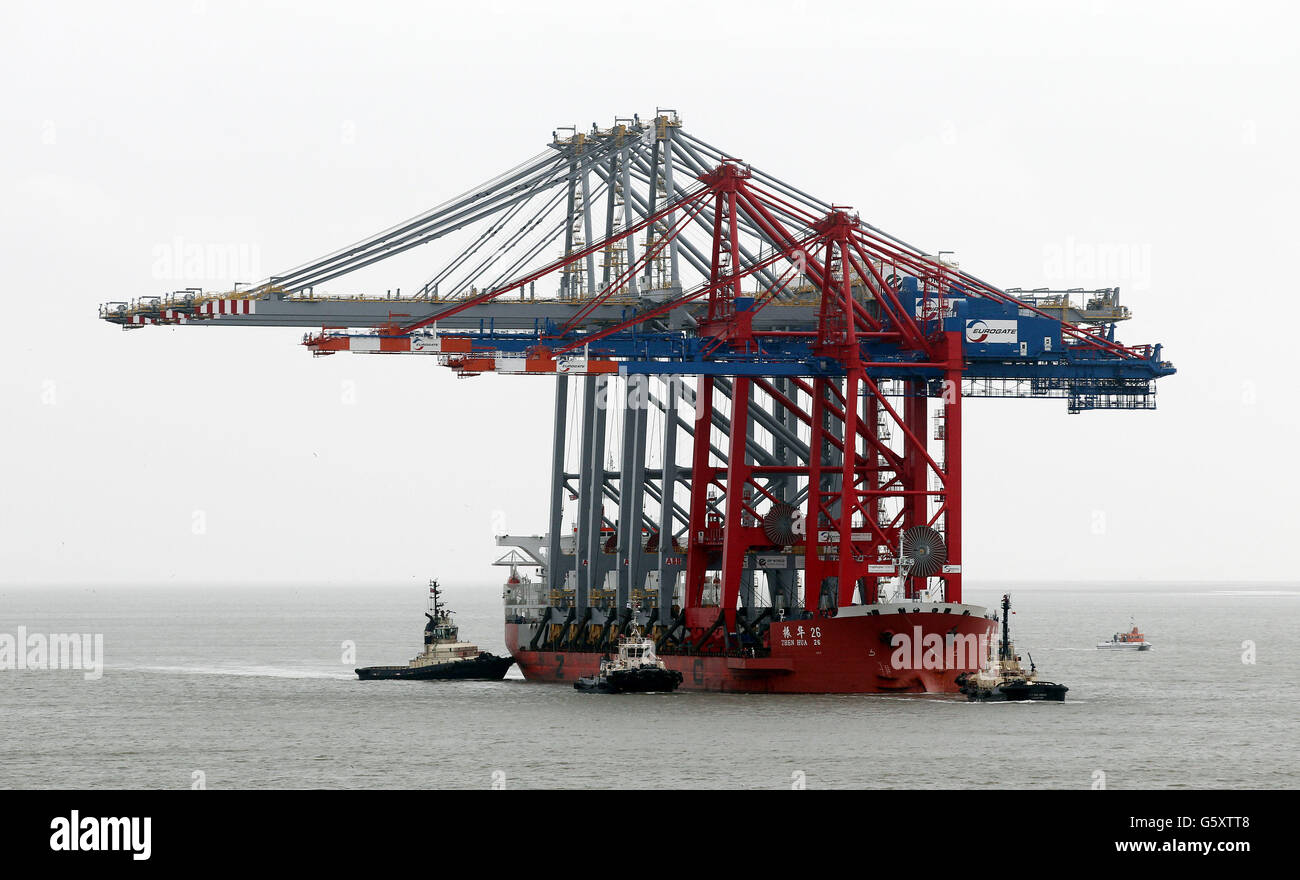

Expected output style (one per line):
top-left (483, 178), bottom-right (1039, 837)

top-left (685, 376), bottom-right (715, 609)
top-left (803, 378), bottom-right (829, 612)
top-left (836, 369), bottom-right (862, 607)
top-left (903, 380), bottom-right (929, 599)
top-left (863, 391), bottom-right (881, 605)
top-left (719, 376), bottom-right (752, 631)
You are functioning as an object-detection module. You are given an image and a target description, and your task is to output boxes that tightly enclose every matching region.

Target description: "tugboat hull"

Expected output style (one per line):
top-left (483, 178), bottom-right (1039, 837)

top-left (356, 652), bottom-right (514, 681)
top-left (959, 680), bottom-right (1069, 702)
top-left (574, 666), bottom-right (684, 694)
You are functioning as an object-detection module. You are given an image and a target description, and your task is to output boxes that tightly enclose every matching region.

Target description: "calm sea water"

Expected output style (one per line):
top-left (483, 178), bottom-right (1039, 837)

top-left (1, 582), bottom-right (1295, 790)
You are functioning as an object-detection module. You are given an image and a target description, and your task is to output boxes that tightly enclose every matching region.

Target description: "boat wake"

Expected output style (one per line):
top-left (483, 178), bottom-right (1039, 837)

top-left (119, 664), bottom-right (354, 681)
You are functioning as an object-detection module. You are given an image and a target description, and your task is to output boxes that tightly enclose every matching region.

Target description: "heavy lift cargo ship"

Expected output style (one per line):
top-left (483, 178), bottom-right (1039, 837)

top-left (497, 526), bottom-right (1001, 696)
top-left (99, 113), bottom-right (1175, 694)
top-left (505, 574), bottom-right (1000, 694)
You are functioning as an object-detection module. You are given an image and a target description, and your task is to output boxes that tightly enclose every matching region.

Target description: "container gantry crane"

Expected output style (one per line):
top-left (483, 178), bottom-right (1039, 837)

top-left (101, 112), bottom-right (1175, 666)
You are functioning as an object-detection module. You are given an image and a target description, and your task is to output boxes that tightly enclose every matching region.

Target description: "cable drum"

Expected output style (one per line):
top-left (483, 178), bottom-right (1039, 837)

top-left (900, 526), bottom-right (947, 578)
top-left (762, 502), bottom-right (803, 547)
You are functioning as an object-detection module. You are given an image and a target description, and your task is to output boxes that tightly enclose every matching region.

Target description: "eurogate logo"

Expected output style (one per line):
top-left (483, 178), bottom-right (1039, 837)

top-left (966, 320), bottom-right (991, 342)
top-left (965, 319), bottom-right (1017, 344)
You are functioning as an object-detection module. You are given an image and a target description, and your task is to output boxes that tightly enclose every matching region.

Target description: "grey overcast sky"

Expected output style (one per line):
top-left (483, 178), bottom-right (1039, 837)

top-left (1, 0), bottom-right (1296, 587)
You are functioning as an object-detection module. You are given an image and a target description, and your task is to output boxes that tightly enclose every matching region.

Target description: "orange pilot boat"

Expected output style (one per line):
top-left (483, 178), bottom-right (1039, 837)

top-left (1097, 622), bottom-right (1152, 651)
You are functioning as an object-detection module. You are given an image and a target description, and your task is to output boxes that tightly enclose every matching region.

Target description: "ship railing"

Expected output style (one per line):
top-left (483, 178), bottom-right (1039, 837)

top-left (656, 643), bottom-right (772, 660)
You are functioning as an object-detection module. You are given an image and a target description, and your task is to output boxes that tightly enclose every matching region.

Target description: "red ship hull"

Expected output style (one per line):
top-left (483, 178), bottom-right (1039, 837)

top-left (506, 604), bottom-right (997, 694)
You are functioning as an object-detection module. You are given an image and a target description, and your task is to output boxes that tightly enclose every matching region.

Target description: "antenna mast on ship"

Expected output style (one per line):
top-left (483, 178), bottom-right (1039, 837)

top-left (429, 578), bottom-right (446, 619)
top-left (999, 594), bottom-right (1012, 661)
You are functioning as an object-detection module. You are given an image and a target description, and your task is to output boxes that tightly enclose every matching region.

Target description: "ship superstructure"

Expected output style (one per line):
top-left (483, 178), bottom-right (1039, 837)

top-left (100, 112), bottom-right (1174, 694)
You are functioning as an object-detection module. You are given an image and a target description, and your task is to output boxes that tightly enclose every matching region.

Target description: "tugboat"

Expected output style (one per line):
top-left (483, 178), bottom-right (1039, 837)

top-left (574, 607), bottom-right (684, 694)
top-left (356, 580), bottom-right (515, 681)
top-left (956, 594), bottom-right (1068, 702)
top-left (1097, 622), bottom-right (1152, 651)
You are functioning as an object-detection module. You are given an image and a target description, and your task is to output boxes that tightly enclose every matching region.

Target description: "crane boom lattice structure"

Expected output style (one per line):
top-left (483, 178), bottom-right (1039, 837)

top-left (101, 112), bottom-right (1175, 692)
